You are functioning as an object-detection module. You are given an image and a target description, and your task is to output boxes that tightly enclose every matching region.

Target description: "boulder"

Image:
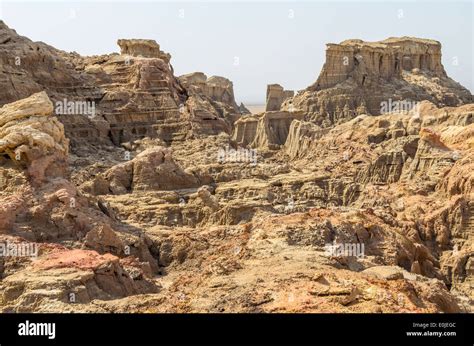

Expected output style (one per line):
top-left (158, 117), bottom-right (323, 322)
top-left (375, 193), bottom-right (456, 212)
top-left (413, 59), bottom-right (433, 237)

top-left (0, 91), bottom-right (69, 183)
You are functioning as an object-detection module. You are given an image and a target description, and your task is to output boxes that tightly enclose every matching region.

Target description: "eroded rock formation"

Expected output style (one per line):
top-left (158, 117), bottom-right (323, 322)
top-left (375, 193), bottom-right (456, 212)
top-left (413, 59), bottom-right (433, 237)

top-left (117, 39), bottom-right (171, 61)
top-left (232, 111), bottom-right (304, 149)
top-left (0, 21), bottom-right (243, 152)
top-left (265, 84), bottom-right (294, 111)
top-left (0, 91), bottom-right (69, 184)
top-left (178, 72), bottom-right (244, 136)
top-left (283, 37), bottom-right (472, 126)
top-left (0, 23), bottom-right (472, 313)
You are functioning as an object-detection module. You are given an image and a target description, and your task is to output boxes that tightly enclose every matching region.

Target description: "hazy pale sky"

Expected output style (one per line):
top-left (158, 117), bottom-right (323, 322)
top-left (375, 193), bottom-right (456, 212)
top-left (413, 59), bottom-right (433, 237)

top-left (1, 0), bottom-right (472, 104)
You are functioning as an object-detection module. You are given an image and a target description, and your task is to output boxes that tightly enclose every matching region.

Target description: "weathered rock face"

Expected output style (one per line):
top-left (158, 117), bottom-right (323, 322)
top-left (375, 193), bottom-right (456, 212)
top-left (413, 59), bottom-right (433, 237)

top-left (87, 147), bottom-right (203, 195)
top-left (0, 21), bottom-right (102, 107)
top-left (179, 73), bottom-right (239, 108)
top-left (0, 91), bottom-right (69, 184)
top-left (440, 199), bottom-right (474, 305)
top-left (0, 248), bottom-right (159, 312)
top-left (265, 84), bottom-right (294, 111)
top-left (276, 101), bottom-right (473, 309)
top-left (0, 22), bottom-right (243, 150)
top-left (0, 21), bottom-right (108, 151)
top-left (402, 128), bottom-right (454, 188)
top-left (84, 51), bottom-right (187, 146)
top-left (178, 72), bottom-right (244, 136)
top-left (119, 209), bottom-right (460, 313)
top-left (284, 120), bottom-right (327, 159)
top-left (283, 37), bottom-right (472, 126)
top-left (312, 38), bottom-right (446, 90)
top-left (117, 39), bottom-right (171, 62)
top-left (0, 91), bottom-right (162, 286)
top-left (232, 111), bottom-right (304, 149)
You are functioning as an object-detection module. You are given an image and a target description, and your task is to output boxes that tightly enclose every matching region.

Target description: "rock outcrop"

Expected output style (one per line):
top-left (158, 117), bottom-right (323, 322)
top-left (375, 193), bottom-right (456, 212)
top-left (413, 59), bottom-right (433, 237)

top-left (117, 39), bottom-right (171, 61)
top-left (0, 21), bottom-right (244, 150)
top-left (179, 73), bottom-right (239, 110)
top-left (80, 40), bottom-right (188, 146)
top-left (0, 248), bottom-right (158, 312)
top-left (232, 111), bottom-right (304, 149)
top-left (178, 72), bottom-right (244, 136)
top-left (0, 91), bottom-right (69, 184)
top-left (88, 147), bottom-right (202, 195)
top-left (312, 38), bottom-right (446, 90)
top-left (265, 84), bottom-right (294, 111)
top-left (0, 21), bottom-right (101, 107)
top-left (283, 37), bottom-right (472, 127)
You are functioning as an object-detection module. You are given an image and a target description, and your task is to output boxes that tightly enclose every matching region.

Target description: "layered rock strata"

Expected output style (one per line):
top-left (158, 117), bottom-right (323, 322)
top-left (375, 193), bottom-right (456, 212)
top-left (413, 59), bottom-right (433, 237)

top-left (282, 37), bottom-right (472, 126)
top-left (232, 111), bottom-right (304, 149)
top-left (265, 84), bottom-right (294, 111)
